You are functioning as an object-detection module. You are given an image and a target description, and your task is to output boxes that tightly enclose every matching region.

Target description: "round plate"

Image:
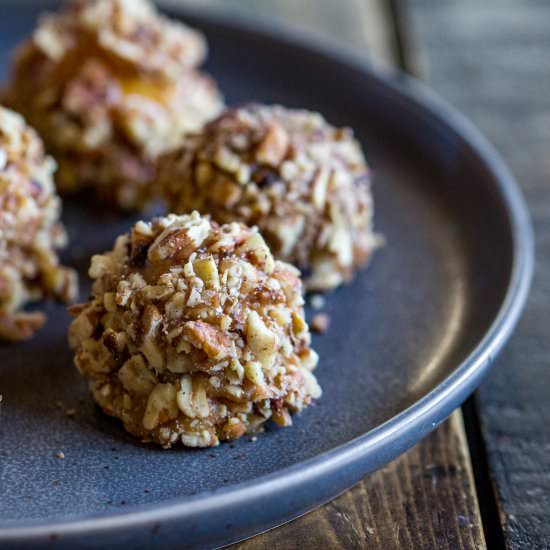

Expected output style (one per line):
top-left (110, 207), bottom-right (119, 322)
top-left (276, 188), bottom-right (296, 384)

top-left (0, 3), bottom-right (533, 548)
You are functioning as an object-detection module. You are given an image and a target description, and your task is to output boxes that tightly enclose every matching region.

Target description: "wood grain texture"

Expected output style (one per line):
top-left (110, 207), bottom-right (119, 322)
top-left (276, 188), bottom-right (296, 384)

top-left (409, 1), bottom-right (550, 548)
top-left (232, 413), bottom-right (484, 549)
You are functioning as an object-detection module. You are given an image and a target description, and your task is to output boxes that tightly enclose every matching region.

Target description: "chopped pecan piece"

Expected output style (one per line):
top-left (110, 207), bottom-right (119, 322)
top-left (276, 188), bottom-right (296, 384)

top-left (255, 121), bottom-right (289, 166)
top-left (183, 320), bottom-right (234, 360)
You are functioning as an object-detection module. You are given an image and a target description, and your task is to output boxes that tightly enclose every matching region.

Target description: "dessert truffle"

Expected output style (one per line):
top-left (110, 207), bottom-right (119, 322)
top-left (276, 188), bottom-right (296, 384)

top-left (69, 212), bottom-right (321, 448)
top-left (3, 0), bottom-right (224, 210)
top-left (0, 106), bottom-right (77, 341)
top-left (159, 104), bottom-right (377, 291)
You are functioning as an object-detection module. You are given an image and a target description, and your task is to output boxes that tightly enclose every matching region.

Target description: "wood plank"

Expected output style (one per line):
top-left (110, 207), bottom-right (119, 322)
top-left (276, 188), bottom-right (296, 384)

top-left (409, 1), bottom-right (550, 548)
top-left (234, 412), bottom-right (485, 550)
top-left (160, 0), bottom-right (395, 67)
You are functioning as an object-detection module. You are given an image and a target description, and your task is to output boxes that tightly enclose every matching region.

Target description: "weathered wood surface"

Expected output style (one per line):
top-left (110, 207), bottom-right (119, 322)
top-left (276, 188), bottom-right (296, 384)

top-left (410, 1), bottom-right (550, 548)
top-left (234, 413), bottom-right (485, 550)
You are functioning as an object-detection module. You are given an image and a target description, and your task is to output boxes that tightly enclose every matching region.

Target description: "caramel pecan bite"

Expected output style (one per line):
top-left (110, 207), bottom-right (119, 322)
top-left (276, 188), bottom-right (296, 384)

top-left (69, 212), bottom-right (321, 448)
top-left (3, 0), bottom-right (224, 210)
top-left (159, 104), bottom-right (380, 291)
top-left (0, 106), bottom-right (77, 341)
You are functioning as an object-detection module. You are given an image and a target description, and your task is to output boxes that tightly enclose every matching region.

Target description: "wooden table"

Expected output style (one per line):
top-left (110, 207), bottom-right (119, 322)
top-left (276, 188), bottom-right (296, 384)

top-left (164, 1), bottom-right (550, 548)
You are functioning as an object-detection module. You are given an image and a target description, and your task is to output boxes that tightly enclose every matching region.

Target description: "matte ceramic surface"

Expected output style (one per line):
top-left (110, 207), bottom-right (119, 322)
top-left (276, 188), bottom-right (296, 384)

top-left (0, 3), bottom-right (533, 548)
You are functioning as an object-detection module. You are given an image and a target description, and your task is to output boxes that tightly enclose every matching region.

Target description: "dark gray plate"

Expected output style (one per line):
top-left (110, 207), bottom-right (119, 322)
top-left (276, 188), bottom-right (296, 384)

top-left (0, 3), bottom-right (534, 549)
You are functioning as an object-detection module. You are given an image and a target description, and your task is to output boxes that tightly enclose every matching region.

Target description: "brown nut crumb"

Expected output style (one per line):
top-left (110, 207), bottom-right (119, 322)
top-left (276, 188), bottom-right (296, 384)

top-left (311, 313), bottom-right (330, 334)
top-left (69, 212), bottom-right (321, 448)
top-left (183, 320), bottom-right (234, 360)
top-left (159, 104), bottom-right (378, 291)
top-left (3, 0), bottom-right (224, 210)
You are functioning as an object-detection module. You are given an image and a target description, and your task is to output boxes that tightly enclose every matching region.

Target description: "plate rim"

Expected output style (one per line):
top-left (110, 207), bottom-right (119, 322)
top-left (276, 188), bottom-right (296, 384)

top-left (0, 3), bottom-right (534, 543)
